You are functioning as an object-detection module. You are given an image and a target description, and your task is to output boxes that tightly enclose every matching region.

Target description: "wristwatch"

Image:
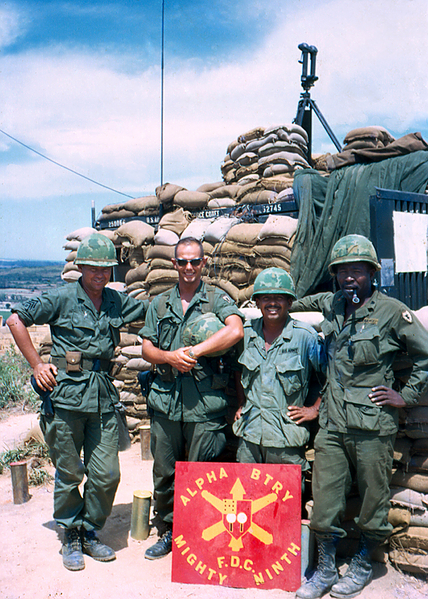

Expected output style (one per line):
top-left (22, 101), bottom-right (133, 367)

top-left (188, 349), bottom-right (196, 359)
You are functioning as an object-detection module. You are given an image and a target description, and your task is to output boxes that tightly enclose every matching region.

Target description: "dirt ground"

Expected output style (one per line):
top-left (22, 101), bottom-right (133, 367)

top-left (1, 411), bottom-right (427, 599)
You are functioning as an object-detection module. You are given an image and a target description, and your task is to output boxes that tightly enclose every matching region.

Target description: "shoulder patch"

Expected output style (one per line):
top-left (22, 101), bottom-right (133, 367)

top-left (222, 294), bottom-right (232, 304)
top-left (402, 310), bottom-right (413, 324)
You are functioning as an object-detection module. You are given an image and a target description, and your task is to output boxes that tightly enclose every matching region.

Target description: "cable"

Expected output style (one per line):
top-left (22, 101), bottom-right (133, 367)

top-left (0, 127), bottom-right (135, 199)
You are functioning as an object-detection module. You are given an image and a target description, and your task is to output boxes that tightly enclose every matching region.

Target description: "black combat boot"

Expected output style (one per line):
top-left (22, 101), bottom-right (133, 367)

top-left (62, 527), bottom-right (85, 571)
top-left (81, 529), bottom-right (116, 562)
top-left (330, 534), bottom-right (378, 598)
top-left (295, 534), bottom-right (339, 599)
top-left (144, 529), bottom-right (173, 560)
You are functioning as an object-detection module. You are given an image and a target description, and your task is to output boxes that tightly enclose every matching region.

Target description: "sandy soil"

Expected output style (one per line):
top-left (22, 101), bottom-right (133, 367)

top-left (1, 411), bottom-right (427, 599)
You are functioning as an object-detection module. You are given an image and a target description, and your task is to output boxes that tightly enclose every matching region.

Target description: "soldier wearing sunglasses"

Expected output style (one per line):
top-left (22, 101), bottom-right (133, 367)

top-left (140, 237), bottom-right (244, 559)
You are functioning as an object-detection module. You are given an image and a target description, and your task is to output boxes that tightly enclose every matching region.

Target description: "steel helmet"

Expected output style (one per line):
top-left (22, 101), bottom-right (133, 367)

top-left (182, 312), bottom-right (227, 357)
top-left (74, 233), bottom-right (118, 267)
top-left (252, 267), bottom-right (297, 300)
top-left (328, 234), bottom-right (381, 274)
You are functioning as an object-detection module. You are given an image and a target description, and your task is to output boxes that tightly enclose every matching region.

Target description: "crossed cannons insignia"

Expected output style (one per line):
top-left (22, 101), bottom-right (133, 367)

top-left (201, 478), bottom-right (277, 551)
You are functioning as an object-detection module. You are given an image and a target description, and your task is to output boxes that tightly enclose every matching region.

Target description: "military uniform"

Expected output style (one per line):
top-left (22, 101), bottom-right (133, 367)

top-left (140, 281), bottom-right (243, 527)
top-left (233, 316), bottom-right (324, 468)
top-left (13, 281), bottom-right (148, 531)
top-left (292, 290), bottom-right (428, 541)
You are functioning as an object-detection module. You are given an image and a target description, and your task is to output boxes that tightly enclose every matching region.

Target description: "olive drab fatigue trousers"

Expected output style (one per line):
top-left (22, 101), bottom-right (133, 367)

top-left (310, 428), bottom-right (395, 542)
top-left (40, 407), bottom-right (120, 531)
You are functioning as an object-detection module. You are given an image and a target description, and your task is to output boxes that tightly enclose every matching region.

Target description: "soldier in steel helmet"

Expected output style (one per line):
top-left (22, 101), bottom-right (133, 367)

top-left (140, 237), bottom-right (244, 560)
top-left (293, 234), bottom-right (428, 599)
top-left (233, 267), bottom-right (325, 478)
top-left (7, 233), bottom-right (149, 571)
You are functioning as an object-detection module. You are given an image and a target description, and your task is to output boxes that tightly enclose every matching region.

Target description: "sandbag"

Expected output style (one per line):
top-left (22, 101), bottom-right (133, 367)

top-left (403, 423), bottom-right (428, 439)
top-left (258, 215), bottom-right (298, 240)
top-left (124, 195), bottom-right (159, 213)
top-left (391, 470), bottom-right (428, 493)
top-left (207, 198), bottom-right (236, 209)
top-left (63, 240), bottom-right (80, 251)
top-left (125, 246), bottom-right (145, 269)
top-left (196, 181), bottom-right (224, 193)
top-left (150, 258), bottom-right (174, 270)
top-left (388, 507), bottom-right (411, 529)
top-left (61, 270), bottom-right (81, 283)
top-left (158, 207), bottom-right (191, 235)
top-left (263, 164), bottom-right (297, 178)
top-left (66, 251), bottom-right (77, 262)
top-left (119, 333), bottom-right (141, 347)
top-left (146, 245), bottom-right (175, 261)
top-left (154, 229), bottom-right (180, 246)
top-left (390, 485), bottom-right (428, 509)
top-left (99, 229), bottom-right (120, 244)
top-left (156, 182), bottom-right (186, 205)
top-left (125, 263), bottom-right (150, 285)
top-left (63, 262), bottom-right (80, 273)
top-left (116, 221), bottom-right (155, 247)
top-left (237, 127), bottom-right (265, 143)
top-left (203, 277), bottom-right (239, 302)
top-left (149, 283), bottom-right (175, 297)
top-left (126, 281), bottom-right (147, 293)
top-left (98, 209), bottom-right (135, 221)
top-left (66, 227), bottom-right (97, 241)
top-left (126, 358), bottom-right (152, 371)
top-left (390, 526), bottom-right (428, 552)
top-left (389, 547), bottom-right (428, 574)
top-left (204, 217), bottom-right (240, 243)
top-left (145, 269), bottom-right (179, 285)
top-left (236, 189), bottom-right (278, 205)
top-left (181, 218), bottom-right (214, 240)
top-left (393, 437), bottom-right (414, 465)
top-left (174, 190), bottom-right (209, 209)
top-left (225, 223), bottom-right (263, 245)
top-left (208, 184), bottom-right (241, 199)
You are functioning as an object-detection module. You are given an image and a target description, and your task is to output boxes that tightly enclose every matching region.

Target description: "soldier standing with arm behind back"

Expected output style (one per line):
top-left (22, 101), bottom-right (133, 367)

top-left (140, 237), bottom-right (244, 560)
top-left (293, 234), bottom-right (428, 599)
top-left (7, 233), bottom-right (148, 571)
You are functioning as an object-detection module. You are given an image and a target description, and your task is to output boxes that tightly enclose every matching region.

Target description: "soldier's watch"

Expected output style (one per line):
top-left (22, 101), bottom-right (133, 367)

top-left (188, 349), bottom-right (195, 359)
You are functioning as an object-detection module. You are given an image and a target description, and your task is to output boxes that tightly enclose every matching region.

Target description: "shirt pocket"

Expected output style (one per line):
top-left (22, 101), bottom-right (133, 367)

top-left (70, 310), bottom-right (96, 350)
top-left (351, 325), bottom-right (380, 366)
top-left (276, 354), bottom-right (304, 396)
top-left (108, 317), bottom-right (123, 347)
top-left (239, 350), bottom-right (261, 391)
top-left (157, 316), bottom-right (179, 349)
top-left (343, 388), bottom-right (381, 431)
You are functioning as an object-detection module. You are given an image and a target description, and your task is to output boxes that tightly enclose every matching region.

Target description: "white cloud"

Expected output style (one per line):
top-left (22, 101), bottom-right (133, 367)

top-left (0, 4), bottom-right (26, 49)
top-left (0, 0), bottom-right (427, 208)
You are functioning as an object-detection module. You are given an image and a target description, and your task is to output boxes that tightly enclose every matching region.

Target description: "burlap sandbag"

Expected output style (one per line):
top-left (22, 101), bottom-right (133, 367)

top-left (393, 437), bottom-right (414, 465)
top-left (174, 190), bottom-right (210, 209)
top-left (150, 258), bottom-right (174, 270)
top-left (258, 151), bottom-right (309, 168)
top-left (126, 281), bottom-right (147, 293)
top-left (258, 140), bottom-right (307, 159)
top-left (388, 507), bottom-right (411, 529)
top-left (259, 176), bottom-right (294, 192)
top-left (196, 181), bottom-right (224, 193)
top-left (254, 255), bottom-right (292, 270)
top-left (389, 548), bottom-right (428, 574)
top-left (117, 221), bottom-right (155, 247)
top-left (263, 164), bottom-right (297, 178)
top-left (390, 526), bottom-right (428, 551)
top-left (158, 207), bottom-right (192, 235)
top-left (208, 185), bottom-right (241, 199)
top-left (65, 226), bottom-right (100, 240)
top-left (230, 143), bottom-right (246, 161)
top-left (238, 285), bottom-right (254, 304)
top-left (156, 182), bottom-right (186, 206)
top-left (246, 133), bottom-right (278, 153)
top-left (123, 246), bottom-right (145, 269)
top-left (154, 229), bottom-right (180, 246)
top-left (202, 277), bottom-right (239, 302)
top-left (125, 262), bottom-right (150, 285)
top-left (254, 244), bottom-right (292, 260)
top-left (98, 209), bottom-right (135, 221)
top-left (124, 195), bottom-right (159, 213)
top-left (344, 126), bottom-right (395, 145)
top-left (202, 241), bottom-right (215, 255)
top-left (390, 486), bottom-right (428, 511)
top-left (66, 251), bottom-right (78, 262)
top-left (225, 223), bottom-right (263, 245)
top-left (99, 229), bottom-right (120, 244)
top-left (145, 269), bottom-right (179, 285)
top-left (61, 270), bottom-right (81, 283)
top-left (101, 203), bottom-right (123, 215)
top-left (391, 470), bottom-right (428, 493)
top-left (149, 283), bottom-right (176, 297)
top-left (403, 423), bottom-right (428, 439)
top-left (217, 241), bottom-right (255, 256)
top-left (237, 152), bottom-right (258, 167)
top-left (207, 198), bottom-right (236, 209)
top-left (237, 126), bottom-right (265, 143)
top-left (237, 189), bottom-right (278, 205)
top-left (146, 245), bottom-right (175, 261)
top-left (204, 217), bottom-right (240, 243)
top-left (181, 218), bottom-right (214, 240)
top-left (63, 240), bottom-right (80, 251)
top-left (126, 358), bottom-right (152, 371)
top-left (258, 215), bottom-right (298, 241)
top-left (119, 333), bottom-right (141, 347)
top-left (63, 261), bottom-right (80, 273)
top-left (134, 291), bottom-right (150, 302)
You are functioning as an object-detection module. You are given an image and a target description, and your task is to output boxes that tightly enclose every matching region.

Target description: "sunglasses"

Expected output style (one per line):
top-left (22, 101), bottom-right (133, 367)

top-left (175, 258), bottom-right (203, 267)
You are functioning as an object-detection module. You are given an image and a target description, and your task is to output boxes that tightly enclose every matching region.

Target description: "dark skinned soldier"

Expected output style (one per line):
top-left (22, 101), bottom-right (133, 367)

top-left (7, 233), bottom-right (148, 571)
top-left (293, 234), bottom-right (428, 599)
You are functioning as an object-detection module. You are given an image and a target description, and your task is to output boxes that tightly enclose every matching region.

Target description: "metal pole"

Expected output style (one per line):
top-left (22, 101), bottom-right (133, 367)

top-left (160, 0), bottom-right (165, 187)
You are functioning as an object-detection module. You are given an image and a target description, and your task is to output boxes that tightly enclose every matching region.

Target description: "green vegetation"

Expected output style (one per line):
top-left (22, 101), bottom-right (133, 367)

top-left (0, 441), bottom-right (53, 485)
top-left (0, 346), bottom-right (36, 410)
top-left (0, 261), bottom-right (64, 289)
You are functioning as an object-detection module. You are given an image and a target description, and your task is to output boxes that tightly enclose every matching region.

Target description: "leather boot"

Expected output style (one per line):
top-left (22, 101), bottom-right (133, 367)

top-left (81, 529), bottom-right (116, 562)
top-left (295, 534), bottom-right (339, 599)
top-left (62, 528), bottom-right (85, 571)
top-left (330, 534), bottom-right (377, 598)
top-left (144, 529), bottom-right (173, 560)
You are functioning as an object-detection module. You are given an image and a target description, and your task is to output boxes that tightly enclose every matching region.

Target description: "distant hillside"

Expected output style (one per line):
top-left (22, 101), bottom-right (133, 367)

top-left (0, 261), bottom-right (65, 296)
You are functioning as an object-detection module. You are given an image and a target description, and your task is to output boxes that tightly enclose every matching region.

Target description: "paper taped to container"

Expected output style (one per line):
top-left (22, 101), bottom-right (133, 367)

top-left (393, 211), bottom-right (428, 273)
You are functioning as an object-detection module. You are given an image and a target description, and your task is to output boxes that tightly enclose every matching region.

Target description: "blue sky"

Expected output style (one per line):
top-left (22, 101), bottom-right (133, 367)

top-left (1, 0), bottom-right (428, 260)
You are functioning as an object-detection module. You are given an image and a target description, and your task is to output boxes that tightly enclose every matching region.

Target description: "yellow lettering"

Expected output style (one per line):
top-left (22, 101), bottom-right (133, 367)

top-left (174, 535), bottom-right (186, 549)
top-left (195, 478), bottom-right (204, 490)
top-left (271, 561), bottom-right (284, 575)
top-left (280, 552), bottom-right (291, 564)
top-left (272, 481), bottom-right (283, 494)
top-left (206, 470), bottom-right (217, 483)
top-left (231, 556), bottom-right (240, 568)
top-left (186, 487), bottom-right (197, 497)
top-left (219, 467), bottom-right (228, 479)
top-left (282, 490), bottom-right (293, 502)
top-left (180, 495), bottom-right (191, 506)
top-left (288, 542), bottom-right (301, 556)
top-left (207, 568), bottom-right (216, 580)
top-left (217, 556), bottom-right (225, 569)
top-left (254, 572), bottom-right (265, 585)
top-left (219, 573), bottom-right (227, 585)
top-left (251, 468), bottom-right (261, 480)
top-left (181, 547), bottom-right (190, 556)
top-left (265, 568), bottom-right (273, 580)
top-left (244, 559), bottom-right (253, 571)
top-left (195, 561), bottom-right (206, 574)
top-left (187, 553), bottom-right (197, 566)
top-left (264, 474), bottom-right (273, 486)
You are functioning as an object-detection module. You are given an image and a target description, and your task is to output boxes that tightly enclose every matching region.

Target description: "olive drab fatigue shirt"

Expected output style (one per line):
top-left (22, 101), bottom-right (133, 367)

top-left (292, 290), bottom-right (428, 435)
top-left (233, 316), bottom-right (324, 448)
top-left (13, 280), bottom-right (148, 413)
top-left (140, 281), bottom-right (243, 422)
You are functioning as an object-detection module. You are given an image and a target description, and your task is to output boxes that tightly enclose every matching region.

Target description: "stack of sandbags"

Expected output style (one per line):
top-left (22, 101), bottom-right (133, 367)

top-left (115, 221), bottom-right (155, 298)
top-left (98, 195), bottom-right (160, 223)
top-left (222, 124), bottom-right (310, 185)
top-left (341, 126), bottom-right (395, 151)
top-left (388, 393), bottom-right (428, 575)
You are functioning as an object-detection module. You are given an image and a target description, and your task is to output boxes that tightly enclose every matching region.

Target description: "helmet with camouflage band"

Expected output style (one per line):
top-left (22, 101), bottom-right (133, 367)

top-left (74, 233), bottom-right (118, 267)
top-left (328, 234), bottom-right (381, 275)
top-left (252, 267), bottom-right (297, 300)
top-left (182, 312), bottom-right (227, 357)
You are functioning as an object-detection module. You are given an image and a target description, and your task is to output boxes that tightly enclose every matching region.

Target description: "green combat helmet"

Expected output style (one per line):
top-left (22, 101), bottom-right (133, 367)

top-left (182, 312), bottom-right (227, 357)
top-left (252, 267), bottom-right (297, 300)
top-left (74, 233), bottom-right (118, 267)
top-left (328, 234), bottom-right (381, 274)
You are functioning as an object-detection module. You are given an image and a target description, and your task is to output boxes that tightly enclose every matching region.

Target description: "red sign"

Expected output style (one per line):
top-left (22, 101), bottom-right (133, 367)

top-left (171, 462), bottom-right (301, 591)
